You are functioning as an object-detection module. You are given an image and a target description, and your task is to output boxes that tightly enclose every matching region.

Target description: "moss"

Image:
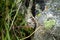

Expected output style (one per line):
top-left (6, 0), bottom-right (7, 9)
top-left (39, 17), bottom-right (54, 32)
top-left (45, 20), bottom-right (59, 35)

top-left (44, 19), bottom-right (56, 30)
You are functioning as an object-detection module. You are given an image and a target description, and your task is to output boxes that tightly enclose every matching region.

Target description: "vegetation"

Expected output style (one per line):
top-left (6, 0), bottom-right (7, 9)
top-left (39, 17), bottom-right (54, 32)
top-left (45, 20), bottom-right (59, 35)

top-left (0, 0), bottom-right (34, 40)
top-left (0, 0), bottom-right (60, 40)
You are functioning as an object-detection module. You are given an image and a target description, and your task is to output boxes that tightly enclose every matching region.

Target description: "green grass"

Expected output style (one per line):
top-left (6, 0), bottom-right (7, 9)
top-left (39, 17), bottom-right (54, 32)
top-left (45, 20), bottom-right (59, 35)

top-left (0, 0), bottom-right (34, 40)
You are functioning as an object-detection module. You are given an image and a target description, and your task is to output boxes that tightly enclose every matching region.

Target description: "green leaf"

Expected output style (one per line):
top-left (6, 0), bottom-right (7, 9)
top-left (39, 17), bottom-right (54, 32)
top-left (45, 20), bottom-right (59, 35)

top-left (44, 19), bottom-right (56, 30)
